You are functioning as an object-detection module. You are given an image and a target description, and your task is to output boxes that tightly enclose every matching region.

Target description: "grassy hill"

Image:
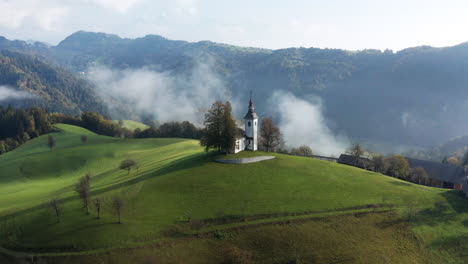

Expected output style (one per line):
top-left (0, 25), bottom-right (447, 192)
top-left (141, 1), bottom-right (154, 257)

top-left (0, 124), bottom-right (468, 263)
top-left (113, 120), bottom-right (149, 131)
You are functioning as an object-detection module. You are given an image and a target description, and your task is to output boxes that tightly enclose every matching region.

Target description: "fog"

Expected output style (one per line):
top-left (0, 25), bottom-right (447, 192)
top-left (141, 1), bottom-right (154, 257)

top-left (269, 91), bottom-right (349, 156)
top-left (86, 57), bottom-right (238, 126)
top-left (0, 86), bottom-right (33, 101)
top-left (87, 58), bottom-right (348, 156)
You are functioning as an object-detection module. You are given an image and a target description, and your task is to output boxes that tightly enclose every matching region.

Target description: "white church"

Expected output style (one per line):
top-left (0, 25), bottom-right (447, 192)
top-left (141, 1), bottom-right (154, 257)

top-left (232, 98), bottom-right (258, 153)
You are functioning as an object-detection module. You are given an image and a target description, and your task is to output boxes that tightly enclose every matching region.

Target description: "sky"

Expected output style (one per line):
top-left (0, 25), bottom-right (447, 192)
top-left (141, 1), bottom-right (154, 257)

top-left (1, 0), bottom-right (468, 51)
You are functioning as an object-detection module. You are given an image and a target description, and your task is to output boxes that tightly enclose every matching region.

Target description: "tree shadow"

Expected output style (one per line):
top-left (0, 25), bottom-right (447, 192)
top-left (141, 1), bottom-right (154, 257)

top-left (440, 190), bottom-right (468, 214)
top-left (389, 181), bottom-right (412, 187)
top-left (0, 151), bottom-right (216, 223)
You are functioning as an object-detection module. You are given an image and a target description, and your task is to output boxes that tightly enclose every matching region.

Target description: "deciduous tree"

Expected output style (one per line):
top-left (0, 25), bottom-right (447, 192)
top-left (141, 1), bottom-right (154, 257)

top-left (93, 198), bottom-right (103, 219)
top-left (112, 197), bottom-right (124, 224)
top-left (347, 143), bottom-right (364, 166)
top-left (80, 135), bottom-right (88, 144)
top-left (200, 101), bottom-right (239, 153)
top-left (119, 159), bottom-right (138, 175)
top-left (75, 173), bottom-right (91, 214)
top-left (410, 167), bottom-right (428, 185)
top-left (259, 117), bottom-right (282, 152)
top-left (371, 155), bottom-right (387, 173)
top-left (386, 155), bottom-right (409, 179)
top-left (48, 198), bottom-right (63, 223)
top-left (47, 135), bottom-right (56, 150)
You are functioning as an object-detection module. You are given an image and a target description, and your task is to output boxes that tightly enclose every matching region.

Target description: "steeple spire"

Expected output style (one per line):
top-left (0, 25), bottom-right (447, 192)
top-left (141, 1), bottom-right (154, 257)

top-left (244, 95), bottom-right (258, 119)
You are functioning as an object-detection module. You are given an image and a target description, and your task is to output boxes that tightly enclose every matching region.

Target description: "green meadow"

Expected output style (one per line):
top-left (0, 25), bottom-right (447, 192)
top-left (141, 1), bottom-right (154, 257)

top-left (0, 124), bottom-right (468, 263)
top-left (113, 120), bottom-right (149, 131)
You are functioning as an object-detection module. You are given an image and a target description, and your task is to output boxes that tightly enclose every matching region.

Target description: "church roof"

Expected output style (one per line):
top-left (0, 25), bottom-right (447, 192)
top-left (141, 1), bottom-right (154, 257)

top-left (244, 98), bottom-right (258, 119)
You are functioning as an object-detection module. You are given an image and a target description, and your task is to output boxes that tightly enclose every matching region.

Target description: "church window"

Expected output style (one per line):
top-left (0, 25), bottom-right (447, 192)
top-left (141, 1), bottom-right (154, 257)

top-left (248, 121), bottom-right (251, 127)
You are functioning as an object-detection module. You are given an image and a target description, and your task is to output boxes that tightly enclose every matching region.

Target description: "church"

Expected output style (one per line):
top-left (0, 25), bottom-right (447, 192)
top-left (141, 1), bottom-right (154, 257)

top-left (231, 98), bottom-right (258, 153)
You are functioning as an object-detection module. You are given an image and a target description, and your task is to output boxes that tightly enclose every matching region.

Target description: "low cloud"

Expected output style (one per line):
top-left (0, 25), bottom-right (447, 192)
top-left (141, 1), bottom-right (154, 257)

top-left (0, 86), bottom-right (33, 101)
top-left (269, 91), bottom-right (349, 156)
top-left (87, 57), bottom-right (237, 125)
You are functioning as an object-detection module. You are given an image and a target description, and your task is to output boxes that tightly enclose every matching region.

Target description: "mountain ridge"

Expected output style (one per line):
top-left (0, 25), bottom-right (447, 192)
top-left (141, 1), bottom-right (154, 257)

top-left (3, 31), bottom-right (468, 148)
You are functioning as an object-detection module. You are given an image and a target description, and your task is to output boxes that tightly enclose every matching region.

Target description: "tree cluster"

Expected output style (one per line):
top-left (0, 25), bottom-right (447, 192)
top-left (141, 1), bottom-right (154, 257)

top-left (49, 173), bottom-right (127, 224)
top-left (134, 121), bottom-right (202, 139)
top-left (0, 106), bottom-right (53, 154)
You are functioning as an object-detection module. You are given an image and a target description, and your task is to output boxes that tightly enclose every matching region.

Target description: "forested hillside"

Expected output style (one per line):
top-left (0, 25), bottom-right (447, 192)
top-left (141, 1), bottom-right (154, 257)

top-left (3, 32), bottom-right (468, 148)
top-left (0, 50), bottom-right (108, 115)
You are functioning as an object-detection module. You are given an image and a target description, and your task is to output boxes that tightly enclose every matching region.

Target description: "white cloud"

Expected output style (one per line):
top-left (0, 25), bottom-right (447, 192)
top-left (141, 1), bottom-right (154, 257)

top-left (0, 0), bottom-right (69, 31)
top-left (91, 0), bottom-right (142, 13)
top-left (86, 56), bottom-right (238, 125)
top-left (270, 91), bottom-right (348, 156)
top-left (0, 86), bottom-right (33, 101)
top-left (175, 0), bottom-right (199, 16)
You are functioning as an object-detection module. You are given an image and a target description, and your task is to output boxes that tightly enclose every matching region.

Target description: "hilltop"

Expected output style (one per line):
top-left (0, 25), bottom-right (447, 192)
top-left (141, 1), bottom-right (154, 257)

top-left (0, 124), bottom-right (468, 263)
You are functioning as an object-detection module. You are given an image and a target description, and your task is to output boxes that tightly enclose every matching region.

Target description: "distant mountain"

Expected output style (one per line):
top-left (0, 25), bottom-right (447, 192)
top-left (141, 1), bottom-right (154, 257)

top-left (0, 50), bottom-right (108, 115)
top-left (3, 31), bottom-right (468, 148)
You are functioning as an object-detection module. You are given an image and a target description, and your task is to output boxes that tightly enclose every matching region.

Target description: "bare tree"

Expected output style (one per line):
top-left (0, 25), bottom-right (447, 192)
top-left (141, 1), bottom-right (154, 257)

top-left (112, 197), bottom-right (124, 224)
top-left (410, 167), bottom-right (428, 185)
top-left (93, 198), bottom-right (103, 219)
top-left (47, 135), bottom-right (56, 150)
top-left (372, 155), bottom-right (387, 173)
top-left (291, 145), bottom-right (313, 157)
top-left (119, 159), bottom-right (138, 175)
top-left (259, 117), bottom-right (282, 152)
top-left (48, 198), bottom-right (63, 223)
top-left (75, 173), bottom-right (91, 214)
top-left (80, 134), bottom-right (88, 144)
top-left (347, 143), bottom-right (364, 166)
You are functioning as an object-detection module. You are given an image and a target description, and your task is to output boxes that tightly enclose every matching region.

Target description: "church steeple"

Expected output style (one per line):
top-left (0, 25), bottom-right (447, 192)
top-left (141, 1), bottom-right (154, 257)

top-left (244, 97), bottom-right (258, 119)
top-left (244, 95), bottom-right (258, 151)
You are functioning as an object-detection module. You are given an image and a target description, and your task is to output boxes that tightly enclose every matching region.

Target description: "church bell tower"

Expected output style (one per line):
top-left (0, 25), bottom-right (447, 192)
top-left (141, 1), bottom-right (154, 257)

top-left (244, 97), bottom-right (258, 151)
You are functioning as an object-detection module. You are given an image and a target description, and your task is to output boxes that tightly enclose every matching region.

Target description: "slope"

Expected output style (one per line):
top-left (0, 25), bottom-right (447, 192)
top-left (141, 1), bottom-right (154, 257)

top-left (0, 50), bottom-right (108, 115)
top-left (0, 125), bottom-right (467, 263)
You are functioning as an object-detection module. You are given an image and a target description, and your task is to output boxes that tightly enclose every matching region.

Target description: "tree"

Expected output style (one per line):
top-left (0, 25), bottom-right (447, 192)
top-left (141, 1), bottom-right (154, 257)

top-left (386, 155), bottom-right (410, 179)
top-left (47, 135), bottom-right (56, 150)
top-left (447, 156), bottom-right (460, 166)
top-left (371, 155), bottom-right (387, 173)
top-left (80, 135), bottom-right (88, 144)
top-left (119, 159), bottom-right (138, 175)
top-left (410, 167), bottom-right (428, 185)
top-left (348, 143), bottom-right (364, 166)
top-left (48, 198), bottom-right (63, 223)
top-left (200, 101), bottom-right (239, 153)
top-left (291, 145), bottom-right (313, 157)
top-left (75, 173), bottom-right (91, 214)
top-left (220, 101), bottom-right (239, 154)
top-left (259, 117), bottom-right (282, 152)
top-left (441, 156), bottom-right (448, 164)
top-left (118, 120), bottom-right (124, 127)
top-left (93, 198), bottom-right (103, 219)
top-left (112, 197), bottom-right (124, 224)
top-left (0, 141), bottom-right (5, 154)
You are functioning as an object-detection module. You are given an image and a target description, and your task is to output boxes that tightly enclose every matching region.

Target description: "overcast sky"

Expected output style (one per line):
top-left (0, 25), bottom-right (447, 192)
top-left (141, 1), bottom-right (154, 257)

top-left (1, 0), bottom-right (467, 51)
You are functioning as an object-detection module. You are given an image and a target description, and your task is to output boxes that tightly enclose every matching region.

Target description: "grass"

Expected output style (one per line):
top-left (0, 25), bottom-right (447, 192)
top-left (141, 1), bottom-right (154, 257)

top-left (0, 124), bottom-right (468, 263)
top-left (113, 120), bottom-right (149, 131)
